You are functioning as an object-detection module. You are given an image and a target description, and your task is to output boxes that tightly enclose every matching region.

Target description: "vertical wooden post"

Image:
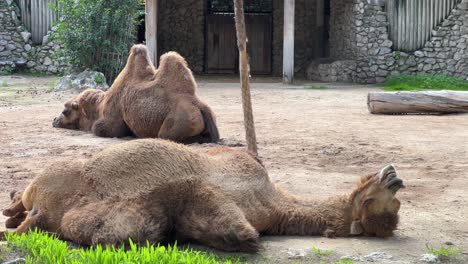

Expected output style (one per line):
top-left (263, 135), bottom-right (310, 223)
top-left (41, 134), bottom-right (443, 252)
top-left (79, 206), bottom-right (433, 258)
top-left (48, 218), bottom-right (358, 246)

top-left (234, 0), bottom-right (258, 156)
top-left (145, 0), bottom-right (158, 67)
top-left (283, 0), bottom-right (295, 84)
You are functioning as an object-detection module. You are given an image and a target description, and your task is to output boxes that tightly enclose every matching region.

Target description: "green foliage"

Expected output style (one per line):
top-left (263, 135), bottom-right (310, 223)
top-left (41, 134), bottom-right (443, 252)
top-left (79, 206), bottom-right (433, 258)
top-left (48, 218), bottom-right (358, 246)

top-left (312, 247), bottom-right (335, 264)
top-left (383, 74), bottom-right (468, 91)
top-left (394, 51), bottom-right (401, 60)
top-left (312, 247), bottom-right (335, 257)
top-left (334, 259), bottom-right (354, 264)
top-left (94, 74), bottom-right (105, 85)
top-left (304, 85), bottom-right (328, 90)
top-left (4, 230), bottom-right (239, 264)
top-left (51, 0), bottom-right (140, 84)
top-left (426, 244), bottom-right (461, 260)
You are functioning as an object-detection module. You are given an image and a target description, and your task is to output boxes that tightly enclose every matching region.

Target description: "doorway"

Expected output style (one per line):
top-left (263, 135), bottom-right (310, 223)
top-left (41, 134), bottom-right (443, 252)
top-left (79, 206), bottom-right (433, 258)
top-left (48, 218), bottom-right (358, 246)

top-left (205, 0), bottom-right (273, 74)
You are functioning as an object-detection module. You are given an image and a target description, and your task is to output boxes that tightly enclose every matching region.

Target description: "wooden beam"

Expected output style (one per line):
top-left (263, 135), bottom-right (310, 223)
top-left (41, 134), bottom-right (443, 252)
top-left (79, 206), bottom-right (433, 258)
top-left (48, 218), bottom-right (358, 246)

top-left (234, 0), bottom-right (258, 156)
top-left (283, 0), bottom-right (295, 84)
top-left (145, 0), bottom-right (158, 67)
top-left (368, 91), bottom-right (468, 114)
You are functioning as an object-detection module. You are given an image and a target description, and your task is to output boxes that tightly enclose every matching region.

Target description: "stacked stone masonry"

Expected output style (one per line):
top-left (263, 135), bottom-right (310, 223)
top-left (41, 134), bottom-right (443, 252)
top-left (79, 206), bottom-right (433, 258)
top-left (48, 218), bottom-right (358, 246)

top-left (308, 0), bottom-right (468, 83)
top-left (0, 0), bottom-right (67, 74)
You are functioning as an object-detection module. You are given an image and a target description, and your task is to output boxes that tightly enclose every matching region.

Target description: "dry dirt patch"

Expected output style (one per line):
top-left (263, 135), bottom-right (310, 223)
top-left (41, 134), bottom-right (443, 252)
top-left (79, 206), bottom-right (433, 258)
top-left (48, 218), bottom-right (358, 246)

top-left (0, 75), bottom-right (467, 263)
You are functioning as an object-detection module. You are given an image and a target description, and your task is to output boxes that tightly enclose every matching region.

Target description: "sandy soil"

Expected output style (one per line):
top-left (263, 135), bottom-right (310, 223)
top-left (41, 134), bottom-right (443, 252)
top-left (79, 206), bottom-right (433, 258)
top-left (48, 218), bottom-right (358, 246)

top-left (0, 74), bottom-right (467, 263)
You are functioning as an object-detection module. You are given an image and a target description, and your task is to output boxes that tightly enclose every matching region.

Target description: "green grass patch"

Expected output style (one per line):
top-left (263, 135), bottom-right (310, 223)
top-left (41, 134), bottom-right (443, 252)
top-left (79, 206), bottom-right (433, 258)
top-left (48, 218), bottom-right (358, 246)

top-left (304, 85), bottom-right (328, 90)
top-left (426, 244), bottom-right (462, 261)
top-left (311, 247), bottom-right (336, 264)
top-left (3, 230), bottom-right (240, 264)
top-left (0, 80), bottom-right (8, 87)
top-left (383, 74), bottom-right (468, 91)
top-left (334, 259), bottom-right (354, 264)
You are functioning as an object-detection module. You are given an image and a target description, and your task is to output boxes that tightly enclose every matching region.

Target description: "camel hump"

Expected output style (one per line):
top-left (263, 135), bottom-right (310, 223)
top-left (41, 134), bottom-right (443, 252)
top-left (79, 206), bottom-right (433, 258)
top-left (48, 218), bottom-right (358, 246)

top-left (159, 51), bottom-right (188, 69)
top-left (156, 51), bottom-right (196, 94)
top-left (130, 44), bottom-right (149, 56)
top-left (198, 103), bottom-right (220, 143)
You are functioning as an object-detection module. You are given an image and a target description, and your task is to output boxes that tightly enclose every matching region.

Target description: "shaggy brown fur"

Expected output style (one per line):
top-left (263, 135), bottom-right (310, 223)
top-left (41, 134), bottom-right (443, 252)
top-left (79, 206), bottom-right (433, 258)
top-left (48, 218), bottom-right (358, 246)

top-left (53, 45), bottom-right (219, 143)
top-left (1, 140), bottom-right (404, 252)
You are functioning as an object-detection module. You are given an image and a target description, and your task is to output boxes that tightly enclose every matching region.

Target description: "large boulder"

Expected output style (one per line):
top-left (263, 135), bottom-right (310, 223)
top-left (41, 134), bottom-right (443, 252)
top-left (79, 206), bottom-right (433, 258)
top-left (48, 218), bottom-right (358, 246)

top-left (55, 70), bottom-right (109, 91)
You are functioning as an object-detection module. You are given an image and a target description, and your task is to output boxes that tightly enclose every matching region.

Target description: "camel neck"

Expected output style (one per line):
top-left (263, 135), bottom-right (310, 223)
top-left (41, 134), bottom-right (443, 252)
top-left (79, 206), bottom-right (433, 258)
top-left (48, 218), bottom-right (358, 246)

top-left (266, 194), bottom-right (353, 237)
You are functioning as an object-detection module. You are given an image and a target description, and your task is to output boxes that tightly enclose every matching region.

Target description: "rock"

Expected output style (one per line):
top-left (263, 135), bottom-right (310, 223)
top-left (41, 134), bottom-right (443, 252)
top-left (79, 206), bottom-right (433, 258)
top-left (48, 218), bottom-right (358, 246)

top-left (0, 50), bottom-right (12, 56)
top-left (55, 75), bottom-right (74, 90)
top-left (20, 31), bottom-right (31, 42)
top-left (423, 64), bottom-right (433, 71)
top-left (48, 66), bottom-right (58, 73)
top-left (381, 39), bottom-right (393, 48)
top-left (424, 58), bottom-right (436, 65)
top-left (24, 44), bottom-right (31, 51)
top-left (420, 254), bottom-right (439, 263)
top-left (287, 248), bottom-right (307, 259)
top-left (43, 57), bottom-right (52, 66)
top-left (26, 61), bottom-right (36, 68)
top-left (6, 44), bottom-right (16, 50)
top-left (341, 252), bottom-right (393, 262)
top-left (42, 35), bottom-right (49, 45)
top-left (415, 51), bottom-right (425, 57)
top-left (55, 70), bottom-right (109, 91)
top-left (15, 58), bottom-right (27, 65)
top-left (363, 252), bottom-right (393, 262)
top-left (3, 258), bottom-right (26, 264)
top-left (379, 47), bottom-right (392, 55)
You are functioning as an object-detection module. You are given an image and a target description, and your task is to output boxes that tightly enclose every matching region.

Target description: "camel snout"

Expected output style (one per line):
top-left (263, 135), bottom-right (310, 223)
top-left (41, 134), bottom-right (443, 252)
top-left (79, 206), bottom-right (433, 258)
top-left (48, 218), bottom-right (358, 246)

top-left (378, 164), bottom-right (404, 192)
top-left (52, 116), bottom-right (61, 128)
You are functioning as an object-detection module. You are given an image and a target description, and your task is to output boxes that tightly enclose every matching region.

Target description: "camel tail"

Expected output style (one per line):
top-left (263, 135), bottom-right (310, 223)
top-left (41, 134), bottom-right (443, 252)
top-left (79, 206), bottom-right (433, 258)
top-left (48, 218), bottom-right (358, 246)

top-left (199, 104), bottom-right (220, 143)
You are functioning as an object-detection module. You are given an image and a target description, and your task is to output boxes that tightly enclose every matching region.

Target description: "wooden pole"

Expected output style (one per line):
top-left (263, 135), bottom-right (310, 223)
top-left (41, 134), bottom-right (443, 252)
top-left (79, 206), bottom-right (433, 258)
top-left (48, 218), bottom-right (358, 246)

top-left (145, 0), bottom-right (158, 67)
top-left (283, 0), bottom-right (295, 84)
top-left (368, 91), bottom-right (468, 114)
top-left (234, 0), bottom-right (258, 156)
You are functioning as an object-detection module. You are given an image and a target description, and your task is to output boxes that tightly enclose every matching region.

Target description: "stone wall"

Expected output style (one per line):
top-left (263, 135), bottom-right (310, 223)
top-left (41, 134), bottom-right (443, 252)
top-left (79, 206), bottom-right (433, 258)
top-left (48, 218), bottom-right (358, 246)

top-left (157, 0), bottom-right (205, 73)
top-left (0, 0), bottom-right (27, 73)
top-left (329, 0), bottom-right (359, 60)
top-left (308, 0), bottom-right (468, 83)
top-left (272, 0), bottom-right (325, 76)
top-left (271, 0), bottom-right (284, 76)
top-left (0, 0), bottom-right (67, 74)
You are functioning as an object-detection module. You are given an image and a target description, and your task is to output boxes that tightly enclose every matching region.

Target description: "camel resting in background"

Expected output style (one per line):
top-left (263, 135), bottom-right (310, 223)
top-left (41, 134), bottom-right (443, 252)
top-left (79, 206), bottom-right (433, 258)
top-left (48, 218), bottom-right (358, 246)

top-left (52, 45), bottom-right (219, 143)
top-left (2, 139), bottom-right (404, 252)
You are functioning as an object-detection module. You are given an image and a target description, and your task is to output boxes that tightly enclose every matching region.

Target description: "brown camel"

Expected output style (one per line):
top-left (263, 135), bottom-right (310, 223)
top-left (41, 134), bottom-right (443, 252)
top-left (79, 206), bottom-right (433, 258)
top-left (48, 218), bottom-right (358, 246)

top-left (52, 45), bottom-right (219, 143)
top-left (2, 139), bottom-right (404, 252)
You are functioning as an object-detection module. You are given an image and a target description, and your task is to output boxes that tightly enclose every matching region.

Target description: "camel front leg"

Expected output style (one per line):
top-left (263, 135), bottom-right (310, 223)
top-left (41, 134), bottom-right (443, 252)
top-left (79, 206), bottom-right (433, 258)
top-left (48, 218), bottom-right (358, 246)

top-left (92, 118), bottom-right (133, 138)
top-left (61, 199), bottom-right (168, 246)
top-left (175, 186), bottom-right (262, 253)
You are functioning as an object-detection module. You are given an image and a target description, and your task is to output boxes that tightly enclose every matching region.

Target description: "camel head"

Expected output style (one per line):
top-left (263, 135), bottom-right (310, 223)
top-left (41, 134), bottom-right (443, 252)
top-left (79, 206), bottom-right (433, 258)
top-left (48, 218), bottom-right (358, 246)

top-left (349, 164), bottom-right (404, 237)
top-left (53, 99), bottom-right (81, 129)
top-left (53, 89), bottom-right (103, 130)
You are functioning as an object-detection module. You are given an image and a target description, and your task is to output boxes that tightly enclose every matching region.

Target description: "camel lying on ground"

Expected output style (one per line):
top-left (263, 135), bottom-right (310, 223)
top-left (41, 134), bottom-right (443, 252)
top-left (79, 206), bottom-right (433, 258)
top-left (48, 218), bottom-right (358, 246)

top-left (2, 139), bottom-right (404, 252)
top-left (52, 45), bottom-right (219, 143)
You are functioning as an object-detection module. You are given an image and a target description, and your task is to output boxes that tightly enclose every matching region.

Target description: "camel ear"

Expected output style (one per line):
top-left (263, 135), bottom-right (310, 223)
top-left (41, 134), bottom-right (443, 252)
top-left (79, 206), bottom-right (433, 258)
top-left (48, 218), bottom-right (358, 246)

top-left (71, 102), bottom-right (79, 110)
top-left (350, 220), bottom-right (364, 235)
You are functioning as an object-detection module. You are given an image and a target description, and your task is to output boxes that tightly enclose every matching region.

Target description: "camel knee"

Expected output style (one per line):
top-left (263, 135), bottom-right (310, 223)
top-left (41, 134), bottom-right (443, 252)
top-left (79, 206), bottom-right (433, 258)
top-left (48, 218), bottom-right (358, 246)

top-left (5, 212), bottom-right (27, 229)
top-left (92, 119), bottom-right (113, 138)
top-left (3, 201), bottom-right (26, 217)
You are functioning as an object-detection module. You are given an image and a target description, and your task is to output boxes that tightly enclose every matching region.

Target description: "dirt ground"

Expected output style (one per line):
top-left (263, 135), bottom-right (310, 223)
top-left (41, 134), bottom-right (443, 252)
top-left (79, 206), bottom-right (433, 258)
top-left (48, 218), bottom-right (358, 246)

top-left (0, 74), bottom-right (467, 263)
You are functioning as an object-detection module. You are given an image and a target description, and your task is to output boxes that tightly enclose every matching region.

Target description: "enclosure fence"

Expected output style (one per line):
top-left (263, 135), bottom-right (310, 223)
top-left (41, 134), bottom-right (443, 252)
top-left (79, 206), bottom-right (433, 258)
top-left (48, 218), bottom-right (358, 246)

top-left (15, 0), bottom-right (59, 45)
top-left (386, 0), bottom-right (462, 52)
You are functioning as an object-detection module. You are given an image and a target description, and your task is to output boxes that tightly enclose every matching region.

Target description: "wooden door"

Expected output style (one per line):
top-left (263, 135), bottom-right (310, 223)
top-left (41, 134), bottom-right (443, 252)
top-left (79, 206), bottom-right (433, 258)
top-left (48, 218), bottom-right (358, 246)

top-left (206, 13), bottom-right (238, 73)
top-left (205, 13), bottom-right (272, 74)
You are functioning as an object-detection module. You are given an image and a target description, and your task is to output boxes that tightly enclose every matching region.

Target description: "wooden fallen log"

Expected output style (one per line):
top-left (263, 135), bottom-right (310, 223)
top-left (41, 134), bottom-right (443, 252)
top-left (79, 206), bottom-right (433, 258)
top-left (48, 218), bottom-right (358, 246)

top-left (367, 91), bottom-right (468, 114)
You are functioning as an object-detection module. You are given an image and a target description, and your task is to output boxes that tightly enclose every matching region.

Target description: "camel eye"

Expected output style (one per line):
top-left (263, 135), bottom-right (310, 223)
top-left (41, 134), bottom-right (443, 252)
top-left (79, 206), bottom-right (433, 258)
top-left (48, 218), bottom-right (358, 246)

top-left (62, 109), bottom-right (71, 116)
top-left (363, 198), bottom-right (374, 208)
